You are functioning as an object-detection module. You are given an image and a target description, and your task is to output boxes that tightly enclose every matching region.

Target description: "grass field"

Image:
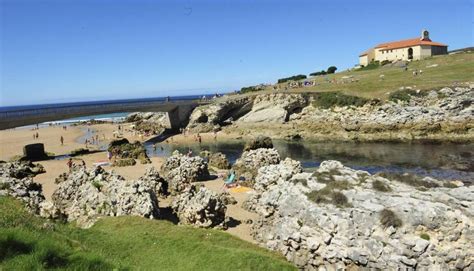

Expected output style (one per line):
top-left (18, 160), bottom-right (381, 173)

top-left (235, 51), bottom-right (474, 100)
top-left (0, 196), bottom-right (296, 270)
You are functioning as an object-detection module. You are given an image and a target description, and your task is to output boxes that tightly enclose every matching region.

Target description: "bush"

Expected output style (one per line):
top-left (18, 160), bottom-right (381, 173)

top-left (372, 179), bottom-right (392, 192)
top-left (306, 180), bottom-right (352, 208)
top-left (381, 60), bottom-right (391, 66)
top-left (312, 92), bottom-right (369, 109)
top-left (277, 74), bottom-right (307, 84)
top-left (356, 61), bottom-right (380, 71)
top-left (327, 66), bottom-right (337, 74)
top-left (91, 181), bottom-right (103, 191)
top-left (389, 89), bottom-right (428, 102)
top-left (420, 233), bottom-right (430, 240)
top-left (380, 208), bottom-right (402, 228)
top-left (240, 86), bottom-right (258, 93)
top-left (331, 192), bottom-right (349, 207)
top-left (310, 70), bottom-right (327, 76)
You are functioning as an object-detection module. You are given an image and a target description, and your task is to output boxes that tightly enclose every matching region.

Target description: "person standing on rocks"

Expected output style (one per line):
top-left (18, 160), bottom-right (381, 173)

top-left (67, 158), bottom-right (73, 172)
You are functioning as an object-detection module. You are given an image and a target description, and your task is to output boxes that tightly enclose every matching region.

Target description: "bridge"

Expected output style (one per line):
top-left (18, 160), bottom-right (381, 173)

top-left (0, 97), bottom-right (209, 130)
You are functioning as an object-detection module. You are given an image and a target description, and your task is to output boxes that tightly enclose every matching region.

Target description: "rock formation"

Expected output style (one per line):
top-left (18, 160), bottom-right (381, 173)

top-left (0, 161), bottom-right (45, 214)
top-left (244, 154), bottom-right (474, 270)
top-left (126, 112), bottom-right (168, 135)
top-left (108, 138), bottom-right (151, 165)
top-left (232, 148), bottom-right (280, 187)
top-left (186, 96), bottom-right (253, 133)
top-left (48, 166), bottom-right (160, 228)
top-left (160, 151), bottom-right (210, 195)
top-left (200, 151), bottom-right (231, 169)
top-left (238, 93), bottom-right (308, 123)
top-left (171, 184), bottom-right (227, 228)
top-left (243, 135), bottom-right (273, 151)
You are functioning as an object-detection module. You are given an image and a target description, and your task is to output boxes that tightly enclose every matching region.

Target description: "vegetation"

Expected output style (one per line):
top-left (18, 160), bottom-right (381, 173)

top-left (112, 158), bottom-right (137, 167)
top-left (306, 175), bottom-right (352, 208)
top-left (232, 52), bottom-right (474, 101)
top-left (310, 66), bottom-right (337, 76)
top-left (311, 92), bottom-right (370, 109)
top-left (377, 172), bottom-right (440, 189)
top-left (240, 86), bottom-right (259, 93)
top-left (372, 179), bottom-right (392, 192)
top-left (379, 208), bottom-right (402, 228)
top-left (277, 74), bottom-right (307, 84)
top-left (420, 233), bottom-right (430, 241)
top-left (357, 60), bottom-right (381, 71)
top-left (0, 196), bottom-right (296, 270)
top-left (443, 182), bottom-right (459, 188)
top-left (388, 89), bottom-right (427, 102)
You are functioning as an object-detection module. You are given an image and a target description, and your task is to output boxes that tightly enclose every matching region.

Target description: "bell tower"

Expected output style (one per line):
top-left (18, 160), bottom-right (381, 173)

top-left (421, 29), bottom-right (430, 41)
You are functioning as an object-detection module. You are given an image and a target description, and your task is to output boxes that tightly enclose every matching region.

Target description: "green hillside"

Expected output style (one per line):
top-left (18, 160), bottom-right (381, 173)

top-left (0, 196), bottom-right (295, 270)
top-left (238, 51), bottom-right (474, 100)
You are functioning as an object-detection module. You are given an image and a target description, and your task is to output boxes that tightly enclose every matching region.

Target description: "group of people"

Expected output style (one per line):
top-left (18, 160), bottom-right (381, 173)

top-left (85, 134), bottom-right (100, 147)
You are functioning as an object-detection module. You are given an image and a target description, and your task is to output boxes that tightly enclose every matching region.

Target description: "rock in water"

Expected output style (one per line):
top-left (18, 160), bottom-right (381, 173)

top-left (0, 161), bottom-right (45, 213)
top-left (108, 139), bottom-right (151, 165)
top-left (208, 152), bottom-right (231, 169)
top-left (49, 166), bottom-right (159, 228)
top-left (244, 158), bottom-right (474, 270)
top-left (160, 151), bottom-right (210, 195)
top-left (171, 184), bottom-right (227, 228)
top-left (232, 148), bottom-right (280, 187)
top-left (243, 135), bottom-right (273, 151)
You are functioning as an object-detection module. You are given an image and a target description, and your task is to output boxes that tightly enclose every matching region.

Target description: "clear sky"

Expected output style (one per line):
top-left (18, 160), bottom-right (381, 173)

top-left (0, 0), bottom-right (472, 106)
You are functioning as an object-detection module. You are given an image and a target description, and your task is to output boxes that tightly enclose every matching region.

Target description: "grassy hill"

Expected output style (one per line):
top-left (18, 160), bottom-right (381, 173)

top-left (0, 196), bottom-right (296, 270)
top-left (237, 51), bottom-right (474, 100)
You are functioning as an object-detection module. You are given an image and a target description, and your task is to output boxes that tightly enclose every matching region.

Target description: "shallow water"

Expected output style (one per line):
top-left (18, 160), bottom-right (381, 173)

top-left (145, 139), bottom-right (474, 182)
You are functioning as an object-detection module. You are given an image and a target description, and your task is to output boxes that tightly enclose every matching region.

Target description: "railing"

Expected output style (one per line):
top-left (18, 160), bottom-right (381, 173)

top-left (0, 99), bottom-right (209, 120)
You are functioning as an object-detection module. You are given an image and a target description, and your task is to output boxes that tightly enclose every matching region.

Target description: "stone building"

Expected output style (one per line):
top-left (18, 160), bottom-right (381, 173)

top-left (359, 29), bottom-right (448, 66)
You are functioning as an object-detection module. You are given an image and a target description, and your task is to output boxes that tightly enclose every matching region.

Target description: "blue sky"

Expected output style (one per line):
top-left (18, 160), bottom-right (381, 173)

top-left (0, 0), bottom-right (472, 106)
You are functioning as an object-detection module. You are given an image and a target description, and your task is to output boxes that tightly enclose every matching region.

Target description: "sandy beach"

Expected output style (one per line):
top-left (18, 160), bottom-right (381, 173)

top-left (0, 122), bottom-right (256, 242)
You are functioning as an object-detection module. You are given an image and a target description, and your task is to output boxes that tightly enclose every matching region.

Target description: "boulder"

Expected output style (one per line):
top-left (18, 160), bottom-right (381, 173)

top-left (108, 139), bottom-right (150, 166)
top-left (0, 161), bottom-right (45, 213)
top-left (160, 151), bottom-right (210, 195)
top-left (171, 184), bottom-right (227, 228)
top-left (232, 148), bottom-right (280, 187)
top-left (244, 135), bottom-right (273, 151)
top-left (49, 166), bottom-right (160, 227)
top-left (125, 112), bottom-right (168, 135)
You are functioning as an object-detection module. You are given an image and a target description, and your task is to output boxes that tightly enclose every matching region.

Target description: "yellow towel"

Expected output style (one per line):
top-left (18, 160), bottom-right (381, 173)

top-left (229, 186), bottom-right (253, 193)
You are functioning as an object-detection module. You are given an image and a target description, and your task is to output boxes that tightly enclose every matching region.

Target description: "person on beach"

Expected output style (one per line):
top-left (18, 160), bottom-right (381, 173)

top-left (81, 160), bottom-right (86, 168)
top-left (67, 158), bottom-right (73, 172)
top-left (187, 149), bottom-right (193, 157)
top-left (36, 132), bottom-right (39, 139)
top-left (107, 151), bottom-right (112, 161)
top-left (60, 136), bottom-right (64, 145)
top-left (198, 135), bottom-right (202, 145)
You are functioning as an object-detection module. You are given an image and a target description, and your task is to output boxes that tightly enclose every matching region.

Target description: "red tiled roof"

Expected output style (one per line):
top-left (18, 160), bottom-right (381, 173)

top-left (375, 38), bottom-right (447, 50)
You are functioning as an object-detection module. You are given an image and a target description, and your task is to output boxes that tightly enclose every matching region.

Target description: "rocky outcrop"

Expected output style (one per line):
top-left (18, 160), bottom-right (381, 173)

top-left (238, 93), bottom-right (308, 123)
top-left (291, 86), bottom-right (474, 141)
top-left (108, 139), bottom-right (151, 165)
top-left (171, 184), bottom-right (227, 228)
top-left (126, 112), bottom-right (168, 135)
top-left (48, 166), bottom-right (160, 228)
top-left (200, 151), bottom-right (231, 169)
top-left (160, 151), bottom-right (210, 195)
top-left (244, 135), bottom-right (273, 151)
top-left (138, 167), bottom-right (168, 197)
top-left (186, 96), bottom-right (253, 133)
top-left (232, 148), bottom-right (280, 187)
top-left (0, 161), bottom-right (45, 213)
top-left (245, 156), bottom-right (474, 270)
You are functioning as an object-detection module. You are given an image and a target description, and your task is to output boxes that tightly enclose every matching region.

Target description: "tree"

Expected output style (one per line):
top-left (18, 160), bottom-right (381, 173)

top-left (327, 66), bottom-right (337, 74)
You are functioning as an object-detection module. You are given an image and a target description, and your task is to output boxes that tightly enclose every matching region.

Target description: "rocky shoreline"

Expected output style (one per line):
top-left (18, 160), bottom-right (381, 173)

top-left (183, 85), bottom-right (473, 143)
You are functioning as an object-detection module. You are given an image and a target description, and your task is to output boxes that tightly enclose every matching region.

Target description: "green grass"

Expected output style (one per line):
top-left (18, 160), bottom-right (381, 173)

top-left (420, 233), bottom-right (430, 241)
top-left (227, 52), bottom-right (474, 100)
top-left (0, 196), bottom-right (295, 270)
top-left (311, 92), bottom-right (370, 108)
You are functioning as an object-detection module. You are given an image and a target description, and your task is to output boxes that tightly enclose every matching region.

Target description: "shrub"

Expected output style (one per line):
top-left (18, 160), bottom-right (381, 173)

top-left (327, 66), bottom-right (337, 74)
top-left (381, 60), bottom-right (391, 66)
top-left (240, 86), bottom-right (258, 93)
top-left (420, 233), bottom-right (430, 241)
top-left (292, 178), bottom-right (308, 186)
top-left (310, 70), bottom-right (327, 76)
top-left (312, 92), bottom-right (369, 109)
top-left (112, 158), bottom-right (136, 167)
top-left (372, 179), bottom-right (392, 192)
top-left (380, 208), bottom-right (402, 228)
top-left (389, 89), bottom-right (428, 102)
top-left (356, 61), bottom-right (380, 71)
top-left (331, 191), bottom-right (349, 207)
top-left (277, 74), bottom-right (307, 84)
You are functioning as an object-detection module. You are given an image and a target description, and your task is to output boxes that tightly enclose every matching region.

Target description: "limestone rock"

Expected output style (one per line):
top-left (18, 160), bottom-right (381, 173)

top-left (243, 135), bottom-right (273, 151)
top-left (232, 148), bottom-right (281, 187)
top-left (160, 151), bottom-right (210, 195)
top-left (171, 184), bottom-right (227, 228)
